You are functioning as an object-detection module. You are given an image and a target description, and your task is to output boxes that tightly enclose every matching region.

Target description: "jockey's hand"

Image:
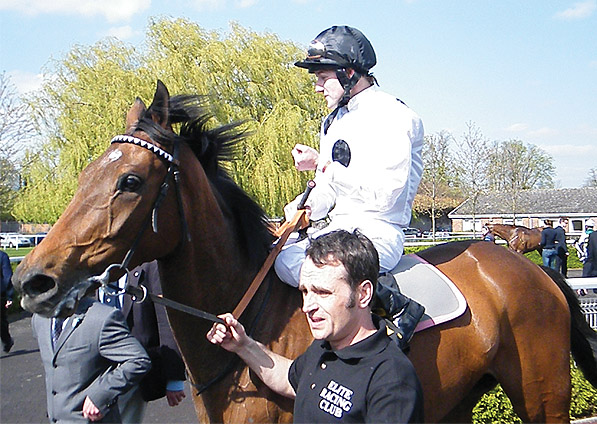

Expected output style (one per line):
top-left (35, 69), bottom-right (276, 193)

top-left (283, 196), bottom-right (312, 223)
top-left (206, 313), bottom-right (249, 354)
top-left (292, 144), bottom-right (319, 172)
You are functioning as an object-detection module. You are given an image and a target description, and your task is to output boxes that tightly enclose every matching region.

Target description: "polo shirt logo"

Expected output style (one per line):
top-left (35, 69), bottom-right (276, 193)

top-left (318, 379), bottom-right (353, 418)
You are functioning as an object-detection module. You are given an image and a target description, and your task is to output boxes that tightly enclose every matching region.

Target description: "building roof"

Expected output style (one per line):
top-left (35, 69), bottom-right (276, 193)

top-left (449, 187), bottom-right (597, 217)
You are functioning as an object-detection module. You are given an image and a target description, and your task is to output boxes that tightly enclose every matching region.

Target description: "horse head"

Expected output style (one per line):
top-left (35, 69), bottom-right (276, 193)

top-left (14, 81), bottom-right (194, 317)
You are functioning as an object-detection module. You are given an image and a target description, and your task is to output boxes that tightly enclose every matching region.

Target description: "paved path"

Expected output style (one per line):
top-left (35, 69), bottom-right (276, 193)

top-left (1, 311), bottom-right (196, 423)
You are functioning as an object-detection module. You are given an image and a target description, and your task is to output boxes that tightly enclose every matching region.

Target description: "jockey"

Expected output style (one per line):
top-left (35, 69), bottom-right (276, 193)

top-left (274, 25), bottom-right (425, 349)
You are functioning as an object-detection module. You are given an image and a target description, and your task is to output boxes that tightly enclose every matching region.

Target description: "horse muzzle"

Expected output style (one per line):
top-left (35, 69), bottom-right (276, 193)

top-left (14, 269), bottom-right (86, 318)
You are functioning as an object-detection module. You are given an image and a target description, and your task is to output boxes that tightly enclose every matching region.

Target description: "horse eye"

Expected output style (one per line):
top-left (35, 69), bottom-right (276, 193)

top-left (117, 174), bottom-right (143, 192)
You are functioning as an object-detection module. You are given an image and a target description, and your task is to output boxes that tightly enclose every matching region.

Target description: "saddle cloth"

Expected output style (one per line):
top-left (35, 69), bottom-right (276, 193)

top-left (390, 254), bottom-right (467, 332)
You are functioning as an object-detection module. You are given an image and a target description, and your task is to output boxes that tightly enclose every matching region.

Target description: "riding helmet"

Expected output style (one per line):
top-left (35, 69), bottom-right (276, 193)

top-left (295, 25), bottom-right (377, 74)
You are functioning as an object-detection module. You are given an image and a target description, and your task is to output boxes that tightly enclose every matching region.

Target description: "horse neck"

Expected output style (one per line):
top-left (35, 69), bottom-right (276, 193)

top-left (166, 154), bottom-right (252, 311)
top-left (156, 153), bottom-right (271, 385)
top-left (491, 225), bottom-right (515, 239)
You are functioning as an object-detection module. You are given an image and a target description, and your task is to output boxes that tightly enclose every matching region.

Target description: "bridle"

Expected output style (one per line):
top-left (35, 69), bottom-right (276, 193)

top-left (89, 134), bottom-right (225, 325)
top-left (89, 132), bottom-right (297, 394)
top-left (110, 134), bottom-right (191, 270)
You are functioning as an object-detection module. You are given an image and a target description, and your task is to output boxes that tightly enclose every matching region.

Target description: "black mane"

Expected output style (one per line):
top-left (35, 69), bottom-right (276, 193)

top-left (135, 94), bottom-right (274, 267)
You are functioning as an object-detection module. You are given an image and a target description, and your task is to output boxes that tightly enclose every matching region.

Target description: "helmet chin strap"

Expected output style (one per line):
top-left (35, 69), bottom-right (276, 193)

top-left (335, 68), bottom-right (362, 107)
top-left (323, 68), bottom-right (361, 135)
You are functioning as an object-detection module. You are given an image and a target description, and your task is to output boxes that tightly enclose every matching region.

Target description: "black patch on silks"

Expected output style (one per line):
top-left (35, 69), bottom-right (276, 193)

top-left (332, 139), bottom-right (351, 167)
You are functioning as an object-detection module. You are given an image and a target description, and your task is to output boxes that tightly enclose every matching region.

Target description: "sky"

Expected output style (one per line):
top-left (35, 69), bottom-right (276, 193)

top-left (1, 0), bottom-right (596, 188)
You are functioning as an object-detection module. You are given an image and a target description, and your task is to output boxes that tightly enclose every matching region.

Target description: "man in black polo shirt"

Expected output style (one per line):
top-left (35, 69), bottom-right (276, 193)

top-left (207, 230), bottom-right (423, 423)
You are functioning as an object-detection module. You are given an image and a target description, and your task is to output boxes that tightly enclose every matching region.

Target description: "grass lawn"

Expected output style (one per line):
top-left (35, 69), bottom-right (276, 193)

top-left (2, 246), bottom-right (34, 258)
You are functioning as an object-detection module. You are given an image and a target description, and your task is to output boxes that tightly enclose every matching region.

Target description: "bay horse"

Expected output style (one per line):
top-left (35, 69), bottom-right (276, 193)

top-left (13, 82), bottom-right (597, 423)
top-left (485, 223), bottom-right (544, 254)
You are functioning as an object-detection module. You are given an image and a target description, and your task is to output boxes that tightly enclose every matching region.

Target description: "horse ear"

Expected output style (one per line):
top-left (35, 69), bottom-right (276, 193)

top-left (147, 80), bottom-right (170, 129)
top-left (125, 97), bottom-right (147, 135)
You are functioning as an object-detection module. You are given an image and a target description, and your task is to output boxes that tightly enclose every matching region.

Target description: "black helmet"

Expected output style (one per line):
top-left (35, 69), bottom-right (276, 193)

top-left (295, 26), bottom-right (376, 74)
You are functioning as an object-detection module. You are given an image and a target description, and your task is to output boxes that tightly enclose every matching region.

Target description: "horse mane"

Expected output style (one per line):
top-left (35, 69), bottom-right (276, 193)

top-left (135, 94), bottom-right (274, 267)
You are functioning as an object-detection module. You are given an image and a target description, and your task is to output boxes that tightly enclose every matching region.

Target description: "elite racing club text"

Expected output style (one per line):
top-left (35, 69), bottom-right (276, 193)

top-left (319, 380), bottom-right (354, 418)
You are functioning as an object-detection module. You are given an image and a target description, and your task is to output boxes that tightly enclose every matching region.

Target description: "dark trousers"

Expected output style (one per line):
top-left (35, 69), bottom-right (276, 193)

top-left (556, 250), bottom-right (568, 277)
top-left (1, 297), bottom-right (11, 346)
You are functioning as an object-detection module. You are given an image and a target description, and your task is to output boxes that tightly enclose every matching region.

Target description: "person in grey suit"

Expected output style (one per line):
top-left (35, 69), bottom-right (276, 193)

top-left (32, 295), bottom-right (151, 423)
top-left (100, 261), bottom-right (186, 422)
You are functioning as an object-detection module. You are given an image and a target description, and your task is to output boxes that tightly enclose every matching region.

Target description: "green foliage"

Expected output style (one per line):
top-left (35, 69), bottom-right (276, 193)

top-left (570, 363), bottom-right (597, 419)
top-left (472, 385), bottom-right (521, 423)
top-left (14, 39), bottom-right (151, 222)
top-left (14, 19), bottom-right (324, 222)
top-left (487, 139), bottom-right (555, 191)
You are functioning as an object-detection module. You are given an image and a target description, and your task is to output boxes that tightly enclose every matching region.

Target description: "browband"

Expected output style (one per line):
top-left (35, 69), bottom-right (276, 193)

top-left (110, 135), bottom-right (178, 165)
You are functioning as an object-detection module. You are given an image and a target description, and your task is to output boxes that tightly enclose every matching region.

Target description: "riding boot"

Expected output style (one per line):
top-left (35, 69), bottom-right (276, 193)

top-left (375, 272), bottom-right (425, 351)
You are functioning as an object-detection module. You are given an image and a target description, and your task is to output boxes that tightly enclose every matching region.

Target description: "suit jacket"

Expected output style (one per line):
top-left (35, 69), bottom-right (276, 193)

top-left (122, 261), bottom-right (186, 401)
top-left (32, 297), bottom-right (151, 423)
top-left (554, 226), bottom-right (568, 254)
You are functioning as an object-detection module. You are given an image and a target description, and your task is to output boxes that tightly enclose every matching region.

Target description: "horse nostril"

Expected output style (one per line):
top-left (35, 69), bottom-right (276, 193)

top-left (22, 274), bottom-right (56, 297)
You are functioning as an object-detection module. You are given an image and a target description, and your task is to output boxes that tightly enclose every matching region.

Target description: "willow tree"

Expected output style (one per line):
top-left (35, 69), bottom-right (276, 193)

top-left (14, 19), bottom-right (324, 223)
top-left (14, 40), bottom-right (152, 222)
top-left (142, 19), bottom-right (325, 214)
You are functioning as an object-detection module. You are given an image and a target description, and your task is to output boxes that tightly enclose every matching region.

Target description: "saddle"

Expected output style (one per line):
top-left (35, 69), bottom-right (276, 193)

top-left (390, 254), bottom-right (467, 333)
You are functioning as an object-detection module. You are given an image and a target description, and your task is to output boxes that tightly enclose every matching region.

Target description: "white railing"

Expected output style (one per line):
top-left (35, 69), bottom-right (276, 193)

top-left (580, 298), bottom-right (597, 330)
top-left (568, 278), bottom-right (597, 330)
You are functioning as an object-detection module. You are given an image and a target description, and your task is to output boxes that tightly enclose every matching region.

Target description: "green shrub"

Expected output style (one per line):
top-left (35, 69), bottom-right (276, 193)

top-left (473, 385), bottom-right (521, 423)
top-left (570, 363), bottom-right (597, 420)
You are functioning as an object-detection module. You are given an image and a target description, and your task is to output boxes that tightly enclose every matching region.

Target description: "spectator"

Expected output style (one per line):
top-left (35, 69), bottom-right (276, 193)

top-left (100, 261), bottom-right (186, 422)
top-left (482, 226), bottom-right (495, 242)
top-left (582, 229), bottom-right (597, 277)
top-left (540, 219), bottom-right (558, 270)
top-left (208, 230), bottom-right (424, 423)
top-left (1, 248), bottom-right (14, 353)
top-left (32, 294), bottom-right (151, 422)
top-left (554, 217), bottom-right (569, 277)
top-left (575, 219), bottom-right (594, 263)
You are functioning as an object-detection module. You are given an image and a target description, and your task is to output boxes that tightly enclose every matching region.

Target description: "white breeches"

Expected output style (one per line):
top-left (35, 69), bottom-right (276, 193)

top-left (274, 219), bottom-right (404, 287)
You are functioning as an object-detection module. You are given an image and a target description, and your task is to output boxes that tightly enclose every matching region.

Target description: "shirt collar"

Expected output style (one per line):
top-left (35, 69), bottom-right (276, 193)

top-left (317, 315), bottom-right (390, 360)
